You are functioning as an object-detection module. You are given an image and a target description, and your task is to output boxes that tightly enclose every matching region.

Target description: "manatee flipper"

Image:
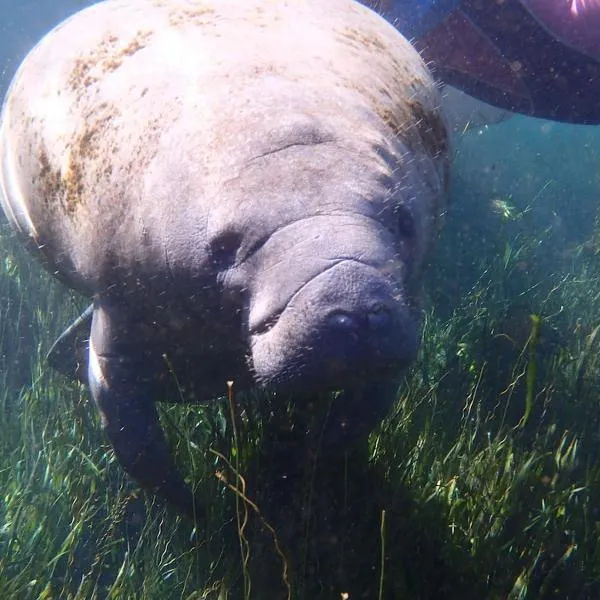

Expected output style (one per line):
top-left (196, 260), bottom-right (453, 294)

top-left (88, 302), bottom-right (202, 520)
top-left (46, 304), bottom-right (93, 384)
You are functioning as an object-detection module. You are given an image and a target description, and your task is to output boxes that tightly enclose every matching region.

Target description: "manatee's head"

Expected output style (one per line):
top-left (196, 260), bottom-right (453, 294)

top-left (200, 114), bottom-right (447, 395)
top-left (244, 216), bottom-right (420, 391)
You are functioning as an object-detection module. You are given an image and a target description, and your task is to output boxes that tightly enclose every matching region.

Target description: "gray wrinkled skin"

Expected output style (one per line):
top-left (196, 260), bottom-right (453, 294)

top-left (0, 0), bottom-right (449, 518)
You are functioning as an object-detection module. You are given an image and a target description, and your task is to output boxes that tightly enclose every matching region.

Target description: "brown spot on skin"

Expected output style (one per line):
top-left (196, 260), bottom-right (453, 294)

top-left (35, 99), bottom-right (125, 218)
top-left (168, 6), bottom-right (216, 27)
top-left (68, 58), bottom-right (94, 91)
top-left (339, 75), bottom-right (412, 141)
top-left (62, 157), bottom-right (85, 214)
top-left (251, 62), bottom-right (281, 77)
top-left (374, 101), bottom-right (404, 137)
top-left (69, 102), bottom-right (121, 197)
top-left (379, 87), bottom-right (392, 100)
top-left (103, 34), bottom-right (151, 72)
top-left (38, 147), bottom-right (61, 203)
top-left (336, 23), bottom-right (393, 63)
top-left (408, 99), bottom-right (449, 161)
top-left (68, 30), bottom-right (152, 95)
top-left (37, 144), bottom-right (84, 215)
top-left (76, 128), bottom-right (97, 160)
top-left (333, 24), bottom-right (445, 156)
top-left (78, 103), bottom-right (119, 158)
top-left (341, 26), bottom-right (387, 53)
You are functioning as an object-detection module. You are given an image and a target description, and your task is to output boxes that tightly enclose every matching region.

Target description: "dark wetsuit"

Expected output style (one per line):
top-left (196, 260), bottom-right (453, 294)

top-left (366, 0), bottom-right (600, 124)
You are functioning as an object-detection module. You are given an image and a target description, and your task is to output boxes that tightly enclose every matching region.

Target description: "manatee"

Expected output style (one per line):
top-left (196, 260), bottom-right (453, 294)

top-left (0, 0), bottom-right (449, 518)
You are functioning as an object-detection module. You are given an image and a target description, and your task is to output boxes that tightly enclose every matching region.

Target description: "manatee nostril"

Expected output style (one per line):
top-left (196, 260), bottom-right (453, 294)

top-left (326, 306), bottom-right (393, 334)
top-left (326, 311), bottom-right (360, 333)
top-left (367, 304), bottom-right (392, 330)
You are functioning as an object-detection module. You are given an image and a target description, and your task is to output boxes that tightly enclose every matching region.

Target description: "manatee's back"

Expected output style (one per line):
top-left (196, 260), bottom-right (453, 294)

top-left (0, 0), bottom-right (446, 296)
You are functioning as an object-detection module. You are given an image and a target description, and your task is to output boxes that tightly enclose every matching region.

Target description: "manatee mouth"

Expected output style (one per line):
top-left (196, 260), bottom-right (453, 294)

top-left (248, 259), bottom-right (418, 390)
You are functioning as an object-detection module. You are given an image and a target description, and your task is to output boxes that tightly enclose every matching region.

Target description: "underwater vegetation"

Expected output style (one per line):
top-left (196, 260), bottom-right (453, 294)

top-left (2, 118), bottom-right (600, 599)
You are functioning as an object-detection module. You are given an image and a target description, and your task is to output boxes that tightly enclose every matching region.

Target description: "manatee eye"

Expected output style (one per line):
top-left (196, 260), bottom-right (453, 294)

top-left (395, 204), bottom-right (416, 239)
top-left (209, 230), bottom-right (242, 269)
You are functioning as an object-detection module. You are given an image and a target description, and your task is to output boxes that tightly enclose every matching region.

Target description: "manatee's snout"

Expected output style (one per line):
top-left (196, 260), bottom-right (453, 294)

top-left (321, 301), bottom-right (403, 363)
top-left (250, 260), bottom-right (418, 389)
